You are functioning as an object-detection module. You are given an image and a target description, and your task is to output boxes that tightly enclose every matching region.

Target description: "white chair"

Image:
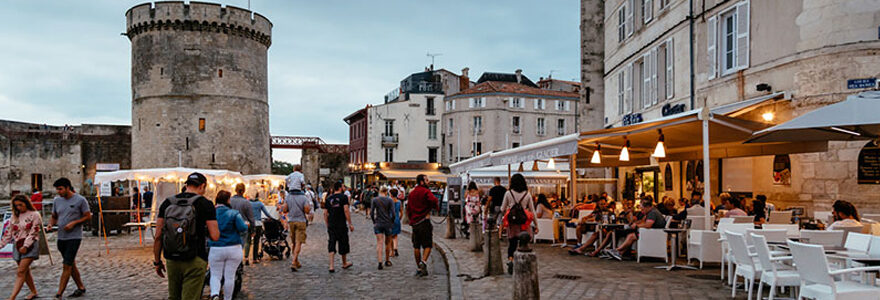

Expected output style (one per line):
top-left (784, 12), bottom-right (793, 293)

top-left (533, 218), bottom-right (554, 243)
top-left (568, 210), bottom-right (593, 242)
top-left (763, 224), bottom-right (800, 238)
top-left (718, 217), bottom-right (735, 225)
top-left (636, 216), bottom-right (673, 263)
top-left (768, 210), bottom-right (793, 224)
top-left (868, 236), bottom-right (880, 257)
top-left (746, 229), bottom-right (788, 244)
top-left (752, 233), bottom-right (799, 300)
top-left (719, 223), bottom-right (755, 284)
top-left (727, 231), bottom-right (763, 300)
top-left (862, 213), bottom-right (880, 222)
top-left (844, 232), bottom-right (872, 252)
top-left (733, 216), bottom-right (755, 224)
top-left (801, 230), bottom-right (845, 247)
top-left (687, 230), bottom-right (722, 269)
top-left (686, 215), bottom-right (710, 230)
top-left (788, 240), bottom-right (880, 300)
top-left (814, 211), bottom-right (833, 224)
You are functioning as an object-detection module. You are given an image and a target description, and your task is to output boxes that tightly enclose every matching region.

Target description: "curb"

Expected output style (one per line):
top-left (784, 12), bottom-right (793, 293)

top-left (401, 221), bottom-right (465, 300)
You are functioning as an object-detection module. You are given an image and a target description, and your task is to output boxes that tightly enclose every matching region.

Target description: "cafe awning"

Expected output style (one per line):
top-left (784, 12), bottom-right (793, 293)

top-left (747, 91), bottom-right (880, 143)
top-left (449, 152), bottom-right (494, 175)
top-left (490, 133), bottom-right (580, 166)
top-left (377, 169), bottom-right (447, 183)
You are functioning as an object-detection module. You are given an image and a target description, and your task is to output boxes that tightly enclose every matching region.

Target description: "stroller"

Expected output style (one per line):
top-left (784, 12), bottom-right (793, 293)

top-left (260, 217), bottom-right (291, 260)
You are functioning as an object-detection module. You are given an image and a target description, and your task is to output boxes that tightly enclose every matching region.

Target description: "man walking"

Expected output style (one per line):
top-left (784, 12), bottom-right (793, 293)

top-left (48, 178), bottom-right (91, 298)
top-left (325, 181), bottom-right (354, 272)
top-left (284, 182), bottom-right (311, 272)
top-left (248, 197), bottom-right (273, 263)
top-left (406, 174), bottom-right (439, 277)
top-left (485, 177), bottom-right (507, 226)
top-left (153, 173), bottom-right (220, 300)
top-left (371, 187), bottom-right (395, 270)
top-left (231, 184), bottom-right (255, 264)
top-left (143, 186), bottom-right (154, 211)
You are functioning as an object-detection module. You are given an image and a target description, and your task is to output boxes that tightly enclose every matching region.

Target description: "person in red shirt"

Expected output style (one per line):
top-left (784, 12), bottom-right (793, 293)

top-left (405, 174), bottom-right (438, 277)
top-left (30, 189), bottom-right (43, 212)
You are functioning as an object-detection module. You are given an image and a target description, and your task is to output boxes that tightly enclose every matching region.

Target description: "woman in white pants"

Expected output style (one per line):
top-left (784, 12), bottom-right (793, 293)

top-left (208, 191), bottom-right (248, 300)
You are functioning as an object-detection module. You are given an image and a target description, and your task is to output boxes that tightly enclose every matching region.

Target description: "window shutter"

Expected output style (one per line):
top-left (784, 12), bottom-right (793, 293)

top-left (565, 101), bottom-right (571, 111)
top-left (633, 0), bottom-right (642, 32)
top-left (626, 0), bottom-right (634, 36)
top-left (481, 97), bottom-right (487, 107)
top-left (644, 0), bottom-right (653, 23)
top-left (707, 15), bottom-right (717, 80)
top-left (642, 53), bottom-right (650, 108)
top-left (652, 48), bottom-right (659, 105)
top-left (469, 98), bottom-right (474, 108)
top-left (666, 39), bottom-right (674, 99)
top-left (534, 99), bottom-right (539, 109)
top-left (541, 99), bottom-right (546, 110)
top-left (618, 72), bottom-right (625, 113)
top-left (508, 98), bottom-right (514, 108)
top-left (736, 0), bottom-right (750, 70)
top-left (625, 63), bottom-right (633, 113)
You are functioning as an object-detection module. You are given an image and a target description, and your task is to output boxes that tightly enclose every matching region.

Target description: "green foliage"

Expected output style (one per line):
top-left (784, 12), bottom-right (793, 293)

top-left (272, 160), bottom-right (294, 175)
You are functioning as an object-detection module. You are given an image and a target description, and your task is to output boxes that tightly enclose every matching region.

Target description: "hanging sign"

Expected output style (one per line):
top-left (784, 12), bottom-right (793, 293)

top-left (858, 141), bottom-right (880, 184)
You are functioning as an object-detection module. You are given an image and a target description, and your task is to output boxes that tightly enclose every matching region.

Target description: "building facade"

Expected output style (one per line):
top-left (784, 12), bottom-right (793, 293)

top-left (600, 0), bottom-right (880, 212)
top-left (126, 2), bottom-right (272, 174)
top-left (444, 70), bottom-right (580, 163)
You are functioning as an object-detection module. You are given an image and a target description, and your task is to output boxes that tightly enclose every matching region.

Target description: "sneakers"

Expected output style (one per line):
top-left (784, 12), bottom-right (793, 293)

top-left (507, 261), bottom-right (514, 275)
top-left (210, 295), bottom-right (221, 300)
top-left (68, 289), bottom-right (86, 298)
top-left (417, 261), bottom-right (429, 277)
top-left (608, 249), bottom-right (623, 261)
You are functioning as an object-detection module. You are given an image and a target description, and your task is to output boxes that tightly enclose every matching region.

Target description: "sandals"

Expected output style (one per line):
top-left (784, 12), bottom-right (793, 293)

top-left (69, 288), bottom-right (86, 298)
top-left (342, 262), bottom-right (353, 269)
top-left (328, 268), bottom-right (335, 273)
top-left (25, 294), bottom-right (38, 300)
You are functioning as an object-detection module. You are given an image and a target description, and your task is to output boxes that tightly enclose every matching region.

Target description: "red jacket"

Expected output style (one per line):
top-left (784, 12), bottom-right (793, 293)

top-left (406, 185), bottom-right (438, 225)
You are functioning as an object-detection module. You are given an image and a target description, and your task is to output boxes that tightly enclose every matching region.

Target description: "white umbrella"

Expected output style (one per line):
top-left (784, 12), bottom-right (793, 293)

top-left (747, 91), bottom-right (880, 143)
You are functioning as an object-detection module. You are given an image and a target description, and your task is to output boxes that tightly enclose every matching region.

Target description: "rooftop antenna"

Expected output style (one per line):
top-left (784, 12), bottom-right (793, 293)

top-left (548, 69), bottom-right (559, 79)
top-left (426, 52), bottom-right (442, 70)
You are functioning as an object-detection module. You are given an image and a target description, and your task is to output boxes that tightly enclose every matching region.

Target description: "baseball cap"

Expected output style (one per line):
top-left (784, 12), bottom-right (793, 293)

top-left (185, 172), bottom-right (207, 186)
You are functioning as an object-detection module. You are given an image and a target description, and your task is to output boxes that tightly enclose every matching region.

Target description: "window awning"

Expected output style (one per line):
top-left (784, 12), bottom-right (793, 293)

top-left (377, 169), bottom-right (448, 183)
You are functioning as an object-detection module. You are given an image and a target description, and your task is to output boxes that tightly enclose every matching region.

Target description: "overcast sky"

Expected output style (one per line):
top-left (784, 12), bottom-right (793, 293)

top-left (0, 0), bottom-right (580, 163)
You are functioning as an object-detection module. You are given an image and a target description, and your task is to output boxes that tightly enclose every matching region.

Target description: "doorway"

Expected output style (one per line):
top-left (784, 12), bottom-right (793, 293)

top-left (635, 167), bottom-right (661, 202)
top-left (31, 173), bottom-right (43, 192)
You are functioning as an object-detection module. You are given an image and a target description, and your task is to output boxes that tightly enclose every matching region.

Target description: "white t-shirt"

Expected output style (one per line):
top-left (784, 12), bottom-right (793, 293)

top-left (285, 171), bottom-right (305, 191)
top-left (827, 218), bottom-right (862, 231)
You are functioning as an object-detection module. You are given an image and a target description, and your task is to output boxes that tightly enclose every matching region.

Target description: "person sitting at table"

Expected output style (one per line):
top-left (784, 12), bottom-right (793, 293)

top-left (569, 199), bottom-right (645, 257)
top-left (827, 200), bottom-right (862, 230)
top-left (535, 194), bottom-right (554, 219)
top-left (723, 197), bottom-right (747, 217)
top-left (752, 200), bottom-right (767, 226)
top-left (569, 197), bottom-right (611, 246)
top-left (592, 201), bottom-right (666, 260)
top-left (714, 192), bottom-right (731, 213)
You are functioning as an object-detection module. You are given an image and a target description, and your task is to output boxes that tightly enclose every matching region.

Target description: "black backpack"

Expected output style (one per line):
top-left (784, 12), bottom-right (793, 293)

top-left (162, 195), bottom-right (201, 260)
top-left (507, 192), bottom-right (528, 225)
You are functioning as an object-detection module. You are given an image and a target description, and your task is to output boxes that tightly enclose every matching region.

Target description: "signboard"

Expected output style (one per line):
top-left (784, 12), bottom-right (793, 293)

top-left (661, 103), bottom-right (687, 117)
top-left (858, 141), bottom-right (880, 184)
top-left (773, 154), bottom-right (792, 185)
top-left (622, 113), bottom-right (643, 126)
top-left (847, 78), bottom-right (877, 89)
top-left (96, 163), bottom-right (120, 172)
top-left (319, 168), bottom-right (330, 176)
top-left (99, 182), bottom-right (113, 197)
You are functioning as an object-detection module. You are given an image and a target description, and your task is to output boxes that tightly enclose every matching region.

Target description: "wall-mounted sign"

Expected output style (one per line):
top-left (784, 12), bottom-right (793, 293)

top-left (622, 113), bottom-right (643, 126)
top-left (858, 141), bottom-right (880, 184)
top-left (847, 78), bottom-right (877, 89)
top-left (773, 154), bottom-right (791, 185)
top-left (661, 103), bottom-right (687, 117)
top-left (99, 182), bottom-right (112, 197)
top-left (96, 163), bottom-right (120, 172)
top-left (319, 168), bottom-right (331, 176)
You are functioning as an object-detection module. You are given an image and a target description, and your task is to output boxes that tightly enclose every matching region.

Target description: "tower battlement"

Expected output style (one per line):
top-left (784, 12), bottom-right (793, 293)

top-left (125, 1), bottom-right (272, 47)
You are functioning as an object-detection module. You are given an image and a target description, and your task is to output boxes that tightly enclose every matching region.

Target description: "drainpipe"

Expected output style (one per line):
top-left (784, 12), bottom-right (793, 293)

top-left (689, 0), bottom-right (696, 110)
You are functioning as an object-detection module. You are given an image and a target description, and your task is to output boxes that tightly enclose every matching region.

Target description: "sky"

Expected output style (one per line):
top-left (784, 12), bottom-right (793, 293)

top-left (0, 0), bottom-right (580, 163)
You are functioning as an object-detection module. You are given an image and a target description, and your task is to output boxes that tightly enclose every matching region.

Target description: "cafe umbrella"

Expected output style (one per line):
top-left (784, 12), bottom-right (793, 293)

top-left (747, 91), bottom-right (880, 143)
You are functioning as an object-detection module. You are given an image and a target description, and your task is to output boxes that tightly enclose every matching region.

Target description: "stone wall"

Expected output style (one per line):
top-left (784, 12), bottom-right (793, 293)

top-left (579, 0), bottom-right (605, 131)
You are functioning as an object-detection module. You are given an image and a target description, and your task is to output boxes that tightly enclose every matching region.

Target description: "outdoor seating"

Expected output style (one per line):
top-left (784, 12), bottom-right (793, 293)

top-left (762, 224), bottom-right (800, 238)
top-left (751, 233), bottom-right (799, 300)
top-left (814, 211), bottom-right (833, 224)
top-left (718, 223), bottom-right (755, 283)
top-left (718, 217), bottom-right (734, 225)
top-left (726, 231), bottom-right (762, 299)
top-left (746, 229), bottom-right (787, 244)
top-left (686, 215), bottom-right (710, 231)
top-left (844, 232), bottom-right (872, 252)
top-left (800, 230), bottom-right (845, 247)
top-left (787, 240), bottom-right (880, 300)
top-left (636, 216), bottom-right (672, 263)
top-left (687, 230), bottom-right (721, 269)
top-left (732, 216), bottom-right (754, 224)
top-left (862, 213), bottom-right (880, 222)
top-left (768, 211), bottom-right (793, 224)
top-left (534, 218), bottom-right (555, 243)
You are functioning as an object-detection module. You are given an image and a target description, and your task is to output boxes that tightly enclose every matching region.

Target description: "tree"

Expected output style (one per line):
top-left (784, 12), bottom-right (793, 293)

top-left (272, 160), bottom-right (294, 175)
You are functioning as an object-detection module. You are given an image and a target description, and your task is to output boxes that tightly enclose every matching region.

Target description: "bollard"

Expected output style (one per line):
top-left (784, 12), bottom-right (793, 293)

top-left (445, 215), bottom-right (457, 239)
top-left (513, 232), bottom-right (539, 300)
top-left (483, 225), bottom-right (504, 276)
top-left (469, 222), bottom-right (483, 252)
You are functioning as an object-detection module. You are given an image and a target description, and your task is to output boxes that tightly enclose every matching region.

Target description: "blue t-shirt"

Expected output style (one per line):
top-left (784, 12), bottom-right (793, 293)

top-left (53, 194), bottom-right (90, 240)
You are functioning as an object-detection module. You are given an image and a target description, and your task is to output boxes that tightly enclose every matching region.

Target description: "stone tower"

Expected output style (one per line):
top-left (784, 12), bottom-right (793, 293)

top-left (125, 2), bottom-right (272, 174)
top-left (579, 0), bottom-right (605, 131)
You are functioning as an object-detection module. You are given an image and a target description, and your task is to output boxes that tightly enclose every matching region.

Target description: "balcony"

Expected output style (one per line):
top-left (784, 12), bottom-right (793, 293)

top-left (382, 133), bottom-right (398, 147)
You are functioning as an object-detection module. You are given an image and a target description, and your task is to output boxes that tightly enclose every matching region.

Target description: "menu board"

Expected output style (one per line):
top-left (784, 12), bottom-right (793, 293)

top-left (858, 141), bottom-right (880, 184)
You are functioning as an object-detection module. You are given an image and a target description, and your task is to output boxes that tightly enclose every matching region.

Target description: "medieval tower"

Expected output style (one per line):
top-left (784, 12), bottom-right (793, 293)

top-left (125, 2), bottom-right (272, 174)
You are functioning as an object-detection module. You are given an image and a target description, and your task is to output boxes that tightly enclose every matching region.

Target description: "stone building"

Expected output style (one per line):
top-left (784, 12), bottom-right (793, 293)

top-left (125, 2), bottom-right (272, 175)
top-left (580, 0), bottom-right (606, 132)
top-left (444, 70), bottom-right (579, 163)
top-left (0, 120), bottom-right (131, 198)
top-left (600, 0), bottom-right (880, 213)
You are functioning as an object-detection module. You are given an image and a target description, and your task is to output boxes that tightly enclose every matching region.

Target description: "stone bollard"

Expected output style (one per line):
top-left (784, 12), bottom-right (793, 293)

top-left (513, 232), bottom-right (539, 300)
top-left (445, 214), bottom-right (457, 239)
top-left (469, 222), bottom-right (483, 252)
top-left (483, 225), bottom-right (504, 276)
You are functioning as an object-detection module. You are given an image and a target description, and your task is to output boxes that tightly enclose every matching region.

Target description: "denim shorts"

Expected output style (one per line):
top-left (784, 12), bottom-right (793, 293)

top-left (373, 225), bottom-right (392, 235)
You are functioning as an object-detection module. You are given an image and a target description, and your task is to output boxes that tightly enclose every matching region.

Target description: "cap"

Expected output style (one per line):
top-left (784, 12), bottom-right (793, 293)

top-left (185, 172), bottom-right (207, 186)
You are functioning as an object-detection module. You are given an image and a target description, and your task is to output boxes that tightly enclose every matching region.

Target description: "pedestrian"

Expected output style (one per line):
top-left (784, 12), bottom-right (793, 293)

top-left (306, 184), bottom-right (318, 212)
top-left (485, 177), bottom-right (507, 227)
top-left (143, 186), bottom-right (154, 211)
top-left (406, 174), bottom-right (439, 277)
top-left (1, 195), bottom-right (42, 300)
top-left (230, 184), bottom-right (254, 264)
top-left (208, 191), bottom-right (248, 300)
top-left (324, 181), bottom-right (354, 272)
top-left (283, 182), bottom-right (312, 272)
top-left (48, 177), bottom-right (91, 299)
top-left (389, 189), bottom-right (403, 257)
top-left (499, 173), bottom-right (536, 274)
top-left (464, 182), bottom-right (482, 226)
top-left (153, 172), bottom-right (220, 300)
top-left (248, 197), bottom-right (272, 264)
top-left (285, 165), bottom-right (305, 193)
top-left (371, 186), bottom-right (395, 269)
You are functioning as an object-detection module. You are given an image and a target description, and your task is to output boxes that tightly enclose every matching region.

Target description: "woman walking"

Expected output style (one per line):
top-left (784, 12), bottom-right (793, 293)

top-left (1, 195), bottom-right (42, 300)
top-left (500, 173), bottom-right (536, 274)
top-left (208, 191), bottom-right (248, 300)
top-left (389, 189), bottom-right (403, 257)
top-left (464, 182), bottom-right (482, 236)
top-left (371, 187), bottom-right (395, 269)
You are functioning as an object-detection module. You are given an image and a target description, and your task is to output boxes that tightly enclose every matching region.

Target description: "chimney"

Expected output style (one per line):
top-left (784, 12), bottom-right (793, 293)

top-left (460, 67), bottom-right (470, 90)
top-left (515, 69), bottom-right (523, 84)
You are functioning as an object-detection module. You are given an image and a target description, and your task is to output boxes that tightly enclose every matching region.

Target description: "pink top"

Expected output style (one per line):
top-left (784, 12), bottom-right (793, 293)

top-left (724, 208), bottom-right (748, 217)
top-left (1, 210), bottom-right (42, 249)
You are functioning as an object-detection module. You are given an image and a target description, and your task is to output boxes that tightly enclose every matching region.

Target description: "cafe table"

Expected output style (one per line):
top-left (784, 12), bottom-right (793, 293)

top-left (655, 228), bottom-right (697, 271)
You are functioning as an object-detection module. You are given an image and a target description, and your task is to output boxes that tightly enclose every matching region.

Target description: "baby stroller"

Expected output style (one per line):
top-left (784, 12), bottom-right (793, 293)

top-left (261, 217), bottom-right (291, 260)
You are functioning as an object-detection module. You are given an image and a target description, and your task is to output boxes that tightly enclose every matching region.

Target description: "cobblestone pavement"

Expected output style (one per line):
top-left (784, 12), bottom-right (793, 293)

top-left (0, 212), bottom-right (448, 299)
top-left (432, 217), bottom-right (752, 300)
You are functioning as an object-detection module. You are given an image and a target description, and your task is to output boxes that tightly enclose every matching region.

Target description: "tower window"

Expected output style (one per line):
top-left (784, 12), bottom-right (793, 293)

top-left (160, 67), bottom-right (164, 76)
top-left (218, 69), bottom-right (223, 78)
top-left (199, 118), bottom-right (206, 132)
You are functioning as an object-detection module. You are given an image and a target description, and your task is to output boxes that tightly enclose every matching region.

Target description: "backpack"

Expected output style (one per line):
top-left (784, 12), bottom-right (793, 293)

top-left (162, 195), bottom-right (201, 260)
top-left (507, 192), bottom-right (529, 225)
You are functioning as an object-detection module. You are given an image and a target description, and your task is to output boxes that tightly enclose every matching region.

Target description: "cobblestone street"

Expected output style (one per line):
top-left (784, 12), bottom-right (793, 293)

top-left (0, 211), bottom-right (448, 299)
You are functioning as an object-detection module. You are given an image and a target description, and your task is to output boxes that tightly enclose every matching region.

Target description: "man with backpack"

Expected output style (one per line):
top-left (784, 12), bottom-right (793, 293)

top-left (406, 174), bottom-right (439, 277)
top-left (153, 173), bottom-right (220, 300)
